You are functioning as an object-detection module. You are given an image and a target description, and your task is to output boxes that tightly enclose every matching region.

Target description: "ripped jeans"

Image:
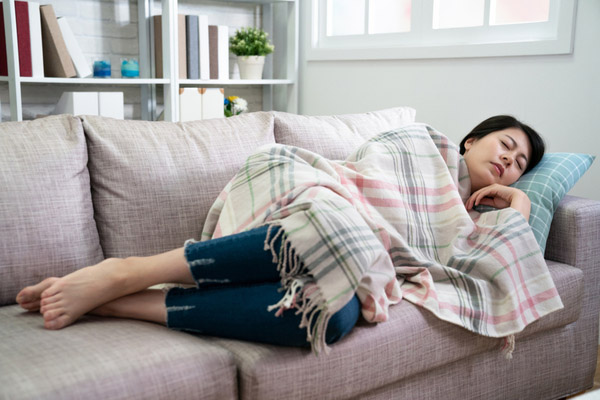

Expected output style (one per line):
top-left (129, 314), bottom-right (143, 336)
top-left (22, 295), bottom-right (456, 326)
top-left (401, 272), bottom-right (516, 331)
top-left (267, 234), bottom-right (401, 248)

top-left (165, 225), bottom-right (360, 347)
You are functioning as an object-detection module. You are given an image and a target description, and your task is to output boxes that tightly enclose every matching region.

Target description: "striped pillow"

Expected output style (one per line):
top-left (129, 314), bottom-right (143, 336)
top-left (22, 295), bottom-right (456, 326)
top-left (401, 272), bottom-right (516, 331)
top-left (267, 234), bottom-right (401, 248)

top-left (511, 153), bottom-right (595, 253)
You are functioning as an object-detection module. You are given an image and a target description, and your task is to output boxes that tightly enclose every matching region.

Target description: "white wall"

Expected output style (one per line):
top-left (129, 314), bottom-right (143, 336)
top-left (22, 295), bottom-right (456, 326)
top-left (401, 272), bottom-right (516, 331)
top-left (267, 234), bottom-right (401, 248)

top-left (299, 0), bottom-right (600, 201)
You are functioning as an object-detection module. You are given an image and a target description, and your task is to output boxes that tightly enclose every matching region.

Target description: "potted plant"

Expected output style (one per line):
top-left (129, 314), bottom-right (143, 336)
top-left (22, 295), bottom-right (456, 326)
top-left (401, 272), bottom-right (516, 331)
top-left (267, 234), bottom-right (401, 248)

top-left (229, 27), bottom-right (274, 80)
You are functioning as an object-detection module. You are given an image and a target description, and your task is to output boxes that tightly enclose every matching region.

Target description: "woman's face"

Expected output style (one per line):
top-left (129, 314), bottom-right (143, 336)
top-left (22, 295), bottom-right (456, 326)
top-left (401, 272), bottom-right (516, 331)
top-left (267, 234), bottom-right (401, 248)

top-left (463, 127), bottom-right (532, 192)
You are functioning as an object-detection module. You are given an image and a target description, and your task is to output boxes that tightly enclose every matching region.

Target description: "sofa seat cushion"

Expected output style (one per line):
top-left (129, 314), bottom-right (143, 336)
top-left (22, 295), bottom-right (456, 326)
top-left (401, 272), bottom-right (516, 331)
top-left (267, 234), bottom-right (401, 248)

top-left (273, 107), bottom-right (416, 161)
top-left (81, 112), bottom-right (275, 258)
top-left (0, 115), bottom-right (104, 305)
top-left (210, 261), bottom-right (582, 400)
top-left (0, 305), bottom-right (237, 400)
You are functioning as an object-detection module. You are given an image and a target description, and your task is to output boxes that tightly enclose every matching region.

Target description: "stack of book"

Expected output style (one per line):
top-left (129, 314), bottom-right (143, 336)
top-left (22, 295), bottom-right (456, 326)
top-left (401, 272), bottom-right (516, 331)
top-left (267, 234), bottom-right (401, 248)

top-left (154, 14), bottom-right (229, 80)
top-left (0, 2), bottom-right (91, 78)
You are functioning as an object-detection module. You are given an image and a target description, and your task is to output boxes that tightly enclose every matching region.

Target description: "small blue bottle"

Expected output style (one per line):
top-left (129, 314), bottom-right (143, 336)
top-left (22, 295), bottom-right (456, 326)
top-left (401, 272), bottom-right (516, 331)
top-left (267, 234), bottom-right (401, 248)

top-left (93, 60), bottom-right (111, 78)
top-left (121, 59), bottom-right (139, 78)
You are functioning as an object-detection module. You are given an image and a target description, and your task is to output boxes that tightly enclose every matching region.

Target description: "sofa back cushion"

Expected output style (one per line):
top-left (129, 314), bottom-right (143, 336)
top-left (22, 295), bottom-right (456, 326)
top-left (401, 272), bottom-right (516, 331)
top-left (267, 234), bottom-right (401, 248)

top-left (273, 107), bottom-right (416, 160)
top-left (0, 116), bottom-right (104, 305)
top-left (82, 112), bottom-right (275, 258)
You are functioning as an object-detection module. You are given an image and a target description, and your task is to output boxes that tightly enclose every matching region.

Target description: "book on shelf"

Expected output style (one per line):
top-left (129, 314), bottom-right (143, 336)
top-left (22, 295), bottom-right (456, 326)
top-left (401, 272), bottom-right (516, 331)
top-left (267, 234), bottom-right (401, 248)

top-left (57, 17), bottom-right (92, 78)
top-left (179, 87), bottom-right (224, 121)
top-left (217, 26), bottom-right (229, 81)
top-left (208, 25), bottom-right (229, 80)
top-left (185, 13), bottom-right (209, 80)
top-left (54, 91), bottom-right (124, 119)
top-left (198, 15), bottom-right (209, 80)
top-left (208, 25), bottom-right (217, 80)
top-left (185, 15), bottom-right (199, 80)
top-left (153, 15), bottom-right (162, 78)
top-left (28, 2), bottom-right (43, 78)
top-left (40, 4), bottom-right (75, 78)
top-left (153, 14), bottom-right (187, 79)
top-left (0, 0), bottom-right (32, 77)
top-left (178, 14), bottom-right (187, 79)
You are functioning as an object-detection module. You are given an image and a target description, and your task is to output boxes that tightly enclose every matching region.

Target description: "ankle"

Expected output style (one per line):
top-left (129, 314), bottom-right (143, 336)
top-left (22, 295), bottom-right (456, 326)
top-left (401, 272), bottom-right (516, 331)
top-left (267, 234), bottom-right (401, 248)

top-left (120, 256), bottom-right (149, 292)
top-left (98, 257), bottom-right (133, 292)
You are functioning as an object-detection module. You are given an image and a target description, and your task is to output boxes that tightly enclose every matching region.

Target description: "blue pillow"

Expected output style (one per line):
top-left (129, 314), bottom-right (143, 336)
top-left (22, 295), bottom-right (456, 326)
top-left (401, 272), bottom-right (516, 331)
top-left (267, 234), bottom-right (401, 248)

top-left (511, 153), bottom-right (595, 253)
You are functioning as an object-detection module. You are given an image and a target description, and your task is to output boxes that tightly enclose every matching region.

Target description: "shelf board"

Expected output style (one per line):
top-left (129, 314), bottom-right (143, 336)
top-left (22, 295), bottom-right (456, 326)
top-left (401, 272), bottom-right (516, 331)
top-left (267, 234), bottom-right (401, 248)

top-left (225, 0), bottom-right (295, 3)
top-left (179, 78), bottom-right (294, 85)
top-left (1, 77), bottom-right (295, 86)
top-left (15, 77), bottom-right (170, 85)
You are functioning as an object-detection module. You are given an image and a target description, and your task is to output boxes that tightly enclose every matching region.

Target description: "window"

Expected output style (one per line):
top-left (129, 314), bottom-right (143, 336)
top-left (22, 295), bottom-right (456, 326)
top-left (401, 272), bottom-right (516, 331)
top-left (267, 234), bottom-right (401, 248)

top-left (307, 0), bottom-right (577, 60)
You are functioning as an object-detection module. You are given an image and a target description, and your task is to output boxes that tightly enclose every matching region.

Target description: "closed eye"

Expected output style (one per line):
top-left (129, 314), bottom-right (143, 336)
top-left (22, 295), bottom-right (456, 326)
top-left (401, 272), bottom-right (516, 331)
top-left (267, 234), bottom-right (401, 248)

top-left (516, 160), bottom-right (523, 170)
top-left (502, 140), bottom-right (523, 170)
top-left (503, 134), bottom-right (528, 171)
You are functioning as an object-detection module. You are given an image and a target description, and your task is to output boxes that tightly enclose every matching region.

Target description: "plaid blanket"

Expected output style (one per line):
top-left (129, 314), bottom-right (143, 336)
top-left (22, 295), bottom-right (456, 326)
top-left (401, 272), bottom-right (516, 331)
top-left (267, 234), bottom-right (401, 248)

top-left (201, 123), bottom-right (563, 354)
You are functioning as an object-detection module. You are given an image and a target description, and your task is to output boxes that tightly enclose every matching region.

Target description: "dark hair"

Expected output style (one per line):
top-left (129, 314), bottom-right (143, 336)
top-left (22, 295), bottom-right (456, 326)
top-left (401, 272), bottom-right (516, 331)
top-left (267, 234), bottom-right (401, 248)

top-left (459, 115), bottom-right (545, 174)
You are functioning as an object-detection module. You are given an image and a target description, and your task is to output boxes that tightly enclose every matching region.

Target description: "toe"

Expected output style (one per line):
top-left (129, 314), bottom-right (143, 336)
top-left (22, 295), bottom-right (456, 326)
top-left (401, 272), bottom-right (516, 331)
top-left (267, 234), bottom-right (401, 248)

top-left (16, 288), bottom-right (34, 304)
top-left (44, 318), bottom-right (60, 330)
top-left (20, 300), bottom-right (41, 311)
top-left (43, 308), bottom-right (63, 322)
top-left (18, 277), bottom-right (59, 303)
top-left (41, 295), bottom-right (60, 307)
top-left (41, 281), bottom-right (62, 299)
top-left (40, 298), bottom-right (62, 314)
top-left (45, 314), bottom-right (72, 330)
top-left (40, 300), bottom-right (58, 314)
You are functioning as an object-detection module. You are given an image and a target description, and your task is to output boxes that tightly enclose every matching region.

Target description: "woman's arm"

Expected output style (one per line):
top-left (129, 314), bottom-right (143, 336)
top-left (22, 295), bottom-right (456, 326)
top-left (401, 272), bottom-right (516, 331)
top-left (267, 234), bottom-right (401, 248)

top-left (465, 184), bottom-right (531, 221)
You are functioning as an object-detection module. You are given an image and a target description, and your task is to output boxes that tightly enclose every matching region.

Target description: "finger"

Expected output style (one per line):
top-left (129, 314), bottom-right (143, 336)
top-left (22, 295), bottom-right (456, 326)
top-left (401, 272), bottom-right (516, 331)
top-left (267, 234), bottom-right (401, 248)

top-left (473, 191), bottom-right (490, 207)
top-left (466, 193), bottom-right (479, 210)
top-left (466, 196), bottom-right (473, 210)
top-left (478, 197), bottom-right (496, 207)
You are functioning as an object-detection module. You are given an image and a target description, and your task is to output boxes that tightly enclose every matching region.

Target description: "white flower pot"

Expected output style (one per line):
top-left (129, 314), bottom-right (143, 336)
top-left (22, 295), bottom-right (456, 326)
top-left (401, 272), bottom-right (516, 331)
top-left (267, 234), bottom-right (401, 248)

top-left (237, 56), bottom-right (265, 80)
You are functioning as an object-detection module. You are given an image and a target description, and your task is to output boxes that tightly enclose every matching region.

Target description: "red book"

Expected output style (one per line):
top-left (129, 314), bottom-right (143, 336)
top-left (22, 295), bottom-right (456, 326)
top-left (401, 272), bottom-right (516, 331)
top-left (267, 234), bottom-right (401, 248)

top-left (0, 1), bottom-right (32, 77)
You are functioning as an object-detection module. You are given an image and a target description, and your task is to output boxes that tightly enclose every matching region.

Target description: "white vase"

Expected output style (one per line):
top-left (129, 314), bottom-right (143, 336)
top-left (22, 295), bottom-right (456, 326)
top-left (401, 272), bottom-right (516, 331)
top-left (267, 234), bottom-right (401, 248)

top-left (237, 55), bottom-right (265, 80)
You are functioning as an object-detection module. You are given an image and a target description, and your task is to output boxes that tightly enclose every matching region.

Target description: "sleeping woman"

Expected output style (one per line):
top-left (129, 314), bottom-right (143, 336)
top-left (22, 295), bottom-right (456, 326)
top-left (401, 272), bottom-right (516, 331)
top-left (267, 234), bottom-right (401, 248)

top-left (16, 115), bottom-right (561, 354)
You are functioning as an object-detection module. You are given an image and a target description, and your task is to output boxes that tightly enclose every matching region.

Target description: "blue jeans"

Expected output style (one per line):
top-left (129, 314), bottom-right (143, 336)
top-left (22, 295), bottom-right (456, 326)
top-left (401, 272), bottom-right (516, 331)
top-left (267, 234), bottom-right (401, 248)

top-left (165, 225), bottom-right (360, 347)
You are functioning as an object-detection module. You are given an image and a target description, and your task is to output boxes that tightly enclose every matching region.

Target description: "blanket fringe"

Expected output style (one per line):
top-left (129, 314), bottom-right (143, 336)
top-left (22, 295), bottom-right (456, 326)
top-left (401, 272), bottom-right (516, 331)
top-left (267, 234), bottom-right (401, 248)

top-left (264, 223), bottom-right (331, 355)
top-left (264, 224), bottom-right (285, 263)
top-left (267, 279), bottom-right (304, 316)
top-left (299, 285), bottom-right (330, 354)
top-left (502, 334), bottom-right (515, 360)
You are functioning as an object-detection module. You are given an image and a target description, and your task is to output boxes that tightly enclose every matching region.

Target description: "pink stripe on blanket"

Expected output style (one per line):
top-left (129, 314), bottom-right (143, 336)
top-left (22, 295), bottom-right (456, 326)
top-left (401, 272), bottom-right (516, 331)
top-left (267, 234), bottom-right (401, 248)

top-left (344, 171), bottom-right (459, 198)
top-left (366, 196), bottom-right (464, 213)
top-left (361, 294), bottom-right (390, 322)
top-left (468, 226), bottom-right (541, 323)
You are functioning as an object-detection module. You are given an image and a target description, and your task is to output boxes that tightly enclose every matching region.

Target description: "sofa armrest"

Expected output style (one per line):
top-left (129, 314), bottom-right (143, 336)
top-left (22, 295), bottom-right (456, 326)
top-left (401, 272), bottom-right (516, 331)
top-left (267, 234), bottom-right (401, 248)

top-left (545, 195), bottom-right (600, 268)
top-left (545, 195), bottom-right (600, 327)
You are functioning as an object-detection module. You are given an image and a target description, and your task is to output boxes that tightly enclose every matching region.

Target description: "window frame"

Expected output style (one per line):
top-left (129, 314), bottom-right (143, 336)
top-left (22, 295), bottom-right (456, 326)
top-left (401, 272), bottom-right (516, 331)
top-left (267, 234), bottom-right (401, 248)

top-left (305, 0), bottom-right (578, 60)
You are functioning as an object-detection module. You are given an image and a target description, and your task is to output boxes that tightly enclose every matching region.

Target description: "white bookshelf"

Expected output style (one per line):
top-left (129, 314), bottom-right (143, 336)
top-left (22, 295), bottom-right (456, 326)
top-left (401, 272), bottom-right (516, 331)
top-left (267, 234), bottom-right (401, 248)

top-left (0, 0), bottom-right (298, 121)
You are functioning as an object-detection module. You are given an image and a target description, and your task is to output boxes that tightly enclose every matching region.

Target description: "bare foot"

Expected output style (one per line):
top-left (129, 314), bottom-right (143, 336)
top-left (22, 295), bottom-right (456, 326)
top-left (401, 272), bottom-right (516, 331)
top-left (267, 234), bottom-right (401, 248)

top-left (39, 258), bottom-right (131, 330)
top-left (16, 277), bottom-right (59, 311)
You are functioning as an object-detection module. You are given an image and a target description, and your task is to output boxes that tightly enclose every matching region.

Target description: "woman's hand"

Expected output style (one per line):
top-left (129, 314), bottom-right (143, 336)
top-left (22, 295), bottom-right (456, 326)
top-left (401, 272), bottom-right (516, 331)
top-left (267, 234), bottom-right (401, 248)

top-left (465, 184), bottom-right (531, 221)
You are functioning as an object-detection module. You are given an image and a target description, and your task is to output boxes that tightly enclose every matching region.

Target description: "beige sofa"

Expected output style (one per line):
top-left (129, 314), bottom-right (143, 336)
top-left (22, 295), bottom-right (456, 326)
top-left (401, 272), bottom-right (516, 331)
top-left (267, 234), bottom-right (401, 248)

top-left (0, 109), bottom-right (598, 400)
